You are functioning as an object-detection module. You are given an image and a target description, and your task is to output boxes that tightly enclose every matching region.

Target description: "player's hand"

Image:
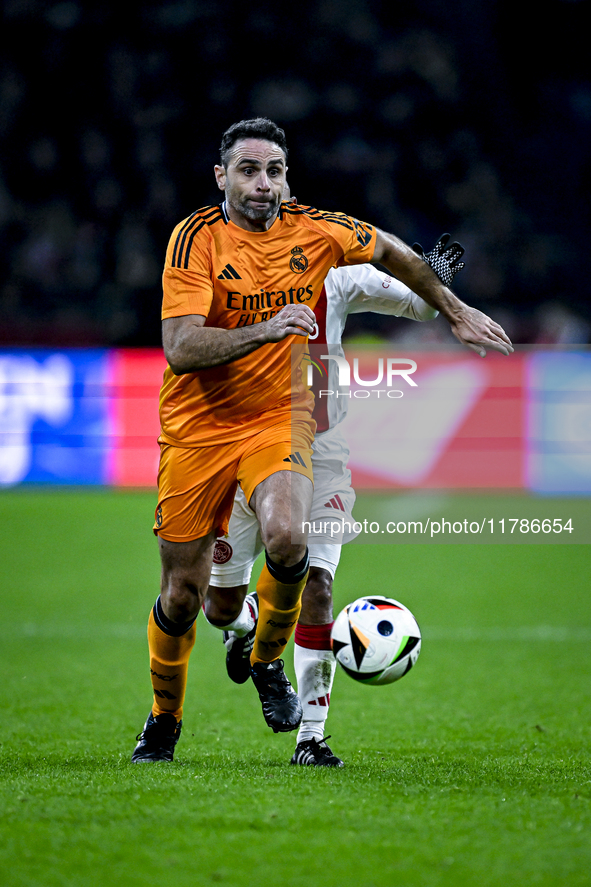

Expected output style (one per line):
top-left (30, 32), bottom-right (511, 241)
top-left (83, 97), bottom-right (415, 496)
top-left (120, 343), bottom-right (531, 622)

top-left (413, 233), bottom-right (465, 287)
top-left (449, 306), bottom-right (514, 357)
top-left (264, 304), bottom-right (316, 341)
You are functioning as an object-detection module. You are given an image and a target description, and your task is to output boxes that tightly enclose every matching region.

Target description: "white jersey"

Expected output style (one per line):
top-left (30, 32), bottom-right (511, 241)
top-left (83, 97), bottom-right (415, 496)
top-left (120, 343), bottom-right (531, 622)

top-left (310, 263), bottom-right (437, 434)
top-left (210, 264), bottom-right (437, 586)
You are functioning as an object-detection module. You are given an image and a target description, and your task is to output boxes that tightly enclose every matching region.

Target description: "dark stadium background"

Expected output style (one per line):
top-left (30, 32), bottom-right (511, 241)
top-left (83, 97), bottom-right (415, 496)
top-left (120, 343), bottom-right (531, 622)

top-left (1, 0), bottom-right (589, 349)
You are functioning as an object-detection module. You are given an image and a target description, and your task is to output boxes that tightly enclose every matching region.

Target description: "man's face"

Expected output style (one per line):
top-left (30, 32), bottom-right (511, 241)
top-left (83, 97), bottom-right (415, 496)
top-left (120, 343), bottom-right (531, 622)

top-left (215, 138), bottom-right (287, 229)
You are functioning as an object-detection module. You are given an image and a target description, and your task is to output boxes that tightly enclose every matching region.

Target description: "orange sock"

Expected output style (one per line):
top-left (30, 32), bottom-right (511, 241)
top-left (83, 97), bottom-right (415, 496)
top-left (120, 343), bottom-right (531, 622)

top-left (251, 555), bottom-right (308, 664)
top-left (147, 608), bottom-right (196, 721)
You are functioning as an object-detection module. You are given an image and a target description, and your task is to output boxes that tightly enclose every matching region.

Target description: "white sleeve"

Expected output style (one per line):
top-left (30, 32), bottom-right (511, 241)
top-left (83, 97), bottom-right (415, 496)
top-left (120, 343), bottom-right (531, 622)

top-left (328, 264), bottom-right (438, 322)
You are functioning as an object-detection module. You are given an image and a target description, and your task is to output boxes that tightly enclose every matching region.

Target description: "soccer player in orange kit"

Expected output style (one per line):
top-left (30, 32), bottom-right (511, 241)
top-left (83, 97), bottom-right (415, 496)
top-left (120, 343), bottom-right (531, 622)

top-left (132, 118), bottom-right (512, 762)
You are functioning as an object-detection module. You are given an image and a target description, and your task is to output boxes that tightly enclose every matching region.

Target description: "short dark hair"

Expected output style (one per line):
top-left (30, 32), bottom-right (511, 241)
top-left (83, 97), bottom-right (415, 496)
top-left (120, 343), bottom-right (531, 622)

top-left (219, 118), bottom-right (288, 167)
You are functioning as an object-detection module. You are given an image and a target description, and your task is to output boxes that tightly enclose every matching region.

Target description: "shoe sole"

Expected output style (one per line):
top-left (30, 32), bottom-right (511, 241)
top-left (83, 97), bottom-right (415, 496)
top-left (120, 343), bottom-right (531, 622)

top-left (131, 757), bottom-right (173, 763)
top-left (270, 721), bottom-right (301, 734)
top-left (290, 760), bottom-right (344, 767)
top-left (262, 702), bottom-right (303, 733)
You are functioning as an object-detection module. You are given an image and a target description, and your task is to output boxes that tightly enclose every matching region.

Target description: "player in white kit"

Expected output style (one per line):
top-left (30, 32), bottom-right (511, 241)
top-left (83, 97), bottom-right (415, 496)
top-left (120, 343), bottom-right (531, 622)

top-left (202, 232), bottom-right (465, 766)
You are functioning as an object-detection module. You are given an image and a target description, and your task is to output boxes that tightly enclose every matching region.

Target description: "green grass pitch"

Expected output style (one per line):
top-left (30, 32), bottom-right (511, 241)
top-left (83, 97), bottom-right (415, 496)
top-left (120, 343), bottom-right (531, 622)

top-left (0, 489), bottom-right (590, 887)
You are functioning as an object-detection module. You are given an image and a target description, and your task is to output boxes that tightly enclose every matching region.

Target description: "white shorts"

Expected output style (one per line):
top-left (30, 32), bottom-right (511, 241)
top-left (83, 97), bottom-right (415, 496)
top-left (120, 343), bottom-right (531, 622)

top-left (210, 424), bottom-right (358, 588)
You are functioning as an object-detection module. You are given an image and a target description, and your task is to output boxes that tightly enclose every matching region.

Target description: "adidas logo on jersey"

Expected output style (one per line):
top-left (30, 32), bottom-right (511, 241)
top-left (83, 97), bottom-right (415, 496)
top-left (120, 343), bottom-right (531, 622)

top-left (324, 494), bottom-right (345, 511)
top-left (217, 263), bottom-right (242, 280)
top-left (283, 452), bottom-right (307, 467)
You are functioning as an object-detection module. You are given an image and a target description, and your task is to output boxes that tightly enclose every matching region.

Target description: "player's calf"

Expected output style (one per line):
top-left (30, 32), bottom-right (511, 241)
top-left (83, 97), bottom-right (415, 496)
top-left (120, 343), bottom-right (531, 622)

top-left (300, 566), bottom-right (333, 623)
top-left (293, 568), bottom-right (340, 758)
top-left (250, 550), bottom-right (309, 664)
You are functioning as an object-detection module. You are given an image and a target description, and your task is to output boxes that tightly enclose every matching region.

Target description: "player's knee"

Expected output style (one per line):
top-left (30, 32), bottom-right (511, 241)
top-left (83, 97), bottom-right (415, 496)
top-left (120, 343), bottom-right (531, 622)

top-left (160, 578), bottom-right (202, 622)
top-left (264, 523), bottom-right (306, 566)
top-left (204, 607), bottom-right (239, 626)
top-left (203, 587), bottom-right (244, 626)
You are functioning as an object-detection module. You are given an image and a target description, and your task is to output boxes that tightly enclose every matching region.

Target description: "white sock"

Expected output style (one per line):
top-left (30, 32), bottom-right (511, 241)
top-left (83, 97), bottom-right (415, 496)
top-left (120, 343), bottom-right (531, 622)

top-left (294, 644), bottom-right (336, 744)
top-left (205, 595), bottom-right (256, 637)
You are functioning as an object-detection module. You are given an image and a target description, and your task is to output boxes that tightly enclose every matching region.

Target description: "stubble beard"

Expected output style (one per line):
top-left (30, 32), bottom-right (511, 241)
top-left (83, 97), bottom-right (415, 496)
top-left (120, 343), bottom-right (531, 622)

top-left (228, 191), bottom-right (280, 224)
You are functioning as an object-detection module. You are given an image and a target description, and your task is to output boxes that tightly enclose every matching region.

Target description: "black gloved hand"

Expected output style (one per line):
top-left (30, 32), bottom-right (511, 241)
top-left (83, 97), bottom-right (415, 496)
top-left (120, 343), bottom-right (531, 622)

top-left (412, 233), bottom-right (465, 288)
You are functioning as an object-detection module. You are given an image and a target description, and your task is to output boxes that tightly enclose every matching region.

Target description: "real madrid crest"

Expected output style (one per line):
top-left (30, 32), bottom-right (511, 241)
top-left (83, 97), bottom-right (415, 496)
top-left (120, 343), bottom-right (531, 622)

top-left (290, 246), bottom-right (309, 274)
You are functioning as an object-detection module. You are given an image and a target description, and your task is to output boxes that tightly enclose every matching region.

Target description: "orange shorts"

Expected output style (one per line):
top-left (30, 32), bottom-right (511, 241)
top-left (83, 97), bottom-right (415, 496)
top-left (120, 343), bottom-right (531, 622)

top-left (153, 415), bottom-right (314, 542)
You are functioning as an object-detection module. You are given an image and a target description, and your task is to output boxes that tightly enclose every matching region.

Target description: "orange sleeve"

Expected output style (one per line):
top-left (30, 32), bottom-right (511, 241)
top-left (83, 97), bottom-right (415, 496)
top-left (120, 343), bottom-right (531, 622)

top-left (162, 223), bottom-right (214, 319)
top-left (162, 266), bottom-right (214, 319)
top-left (332, 214), bottom-right (377, 267)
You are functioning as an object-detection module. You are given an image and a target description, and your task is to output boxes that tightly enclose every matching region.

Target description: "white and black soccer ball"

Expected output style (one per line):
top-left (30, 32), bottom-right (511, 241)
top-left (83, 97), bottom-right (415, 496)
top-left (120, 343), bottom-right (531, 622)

top-left (331, 596), bottom-right (421, 686)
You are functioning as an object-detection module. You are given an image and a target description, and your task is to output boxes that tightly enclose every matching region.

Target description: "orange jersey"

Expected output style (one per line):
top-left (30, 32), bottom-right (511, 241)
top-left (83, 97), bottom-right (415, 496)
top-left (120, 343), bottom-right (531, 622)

top-left (159, 201), bottom-right (376, 445)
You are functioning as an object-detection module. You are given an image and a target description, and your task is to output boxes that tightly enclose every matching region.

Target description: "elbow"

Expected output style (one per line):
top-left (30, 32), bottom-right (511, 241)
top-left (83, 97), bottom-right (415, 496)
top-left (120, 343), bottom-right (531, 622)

top-left (169, 358), bottom-right (196, 375)
top-left (164, 346), bottom-right (192, 375)
top-left (162, 319), bottom-right (208, 374)
top-left (420, 307), bottom-right (439, 322)
top-left (410, 296), bottom-right (439, 322)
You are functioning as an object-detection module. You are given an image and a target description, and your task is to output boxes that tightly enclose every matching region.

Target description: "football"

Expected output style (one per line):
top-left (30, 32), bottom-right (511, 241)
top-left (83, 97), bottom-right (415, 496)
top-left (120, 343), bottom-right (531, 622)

top-left (331, 596), bottom-right (421, 685)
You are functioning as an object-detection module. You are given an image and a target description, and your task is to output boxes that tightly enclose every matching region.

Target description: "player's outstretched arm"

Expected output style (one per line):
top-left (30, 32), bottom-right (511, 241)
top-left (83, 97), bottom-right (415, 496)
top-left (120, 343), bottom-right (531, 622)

top-left (372, 228), bottom-right (513, 357)
top-left (163, 304), bottom-right (316, 374)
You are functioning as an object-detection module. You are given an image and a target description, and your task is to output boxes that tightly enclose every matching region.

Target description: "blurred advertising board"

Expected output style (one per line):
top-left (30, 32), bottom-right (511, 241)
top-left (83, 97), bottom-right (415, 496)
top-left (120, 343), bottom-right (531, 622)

top-left (0, 348), bottom-right (165, 487)
top-left (339, 349), bottom-right (527, 489)
top-left (106, 349), bottom-right (166, 487)
top-left (1, 347), bottom-right (590, 493)
top-left (526, 351), bottom-right (591, 494)
top-left (0, 349), bottom-right (111, 485)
